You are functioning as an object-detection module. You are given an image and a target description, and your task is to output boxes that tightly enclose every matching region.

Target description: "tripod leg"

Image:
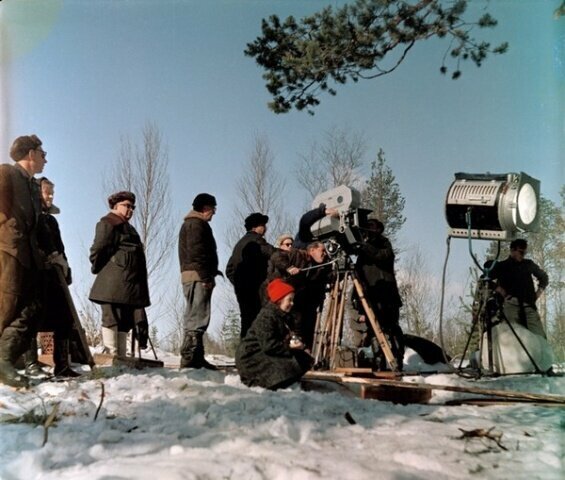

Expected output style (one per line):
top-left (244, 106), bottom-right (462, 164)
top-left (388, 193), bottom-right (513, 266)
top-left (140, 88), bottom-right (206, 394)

top-left (352, 275), bottom-right (398, 372)
top-left (329, 273), bottom-right (348, 370)
top-left (314, 273), bottom-right (340, 366)
top-left (457, 315), bottom-right (480, 371)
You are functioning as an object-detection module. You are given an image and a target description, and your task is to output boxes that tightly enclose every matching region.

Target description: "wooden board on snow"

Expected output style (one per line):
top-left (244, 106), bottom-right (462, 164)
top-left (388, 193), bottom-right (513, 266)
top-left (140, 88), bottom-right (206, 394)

top-left (93, 353), bottom-right (164, 369)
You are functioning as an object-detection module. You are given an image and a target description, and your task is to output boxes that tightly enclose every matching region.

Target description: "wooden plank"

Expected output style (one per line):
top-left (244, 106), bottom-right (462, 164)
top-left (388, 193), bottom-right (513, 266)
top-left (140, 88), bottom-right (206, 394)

top-left (304, 371), bottom-right (565, 404)
top-left (93, 353), bottom-right (164, 369)
top-left (361, 384), bottom-right (432, 404)
top-left (333, 367), bottom-right (373, 375)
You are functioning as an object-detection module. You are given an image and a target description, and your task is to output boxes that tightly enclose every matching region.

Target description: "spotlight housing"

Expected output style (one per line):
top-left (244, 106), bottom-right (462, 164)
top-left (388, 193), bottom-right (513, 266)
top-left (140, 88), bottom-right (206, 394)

top-left (445, 172), bottom-right (540, 240)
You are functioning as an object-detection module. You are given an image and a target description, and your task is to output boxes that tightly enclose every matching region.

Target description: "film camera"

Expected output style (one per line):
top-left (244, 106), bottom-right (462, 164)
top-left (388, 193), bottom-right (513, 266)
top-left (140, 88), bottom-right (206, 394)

top-left (309, 185), bottom-right (372, 256)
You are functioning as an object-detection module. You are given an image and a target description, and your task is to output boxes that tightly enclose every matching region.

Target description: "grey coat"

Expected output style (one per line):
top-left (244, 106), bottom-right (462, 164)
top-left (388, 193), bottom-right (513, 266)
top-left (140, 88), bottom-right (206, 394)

top-left (88, 212), bottom-right (150, 307)
top-left (236, 303), bottom-right (312, 390)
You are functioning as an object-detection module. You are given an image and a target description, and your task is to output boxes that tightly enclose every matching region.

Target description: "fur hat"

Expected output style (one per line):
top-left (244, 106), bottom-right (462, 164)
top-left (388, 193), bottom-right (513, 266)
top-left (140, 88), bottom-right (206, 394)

top-left (267, 278), bottom-right (294, 304)
top-left (192, 193), bottom-right (217, 212)
top-left (244, 212), bottom-right (269, 231)
top-left (10, 135), bottom-right (43, 161)
top-left (108, 191), bottom-right (136, 209)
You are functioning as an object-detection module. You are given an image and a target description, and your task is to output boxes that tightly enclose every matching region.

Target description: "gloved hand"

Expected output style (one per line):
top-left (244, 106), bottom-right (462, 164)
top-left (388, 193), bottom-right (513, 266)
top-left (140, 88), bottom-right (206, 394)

top-left (48, 252), bottom-right (70, 280)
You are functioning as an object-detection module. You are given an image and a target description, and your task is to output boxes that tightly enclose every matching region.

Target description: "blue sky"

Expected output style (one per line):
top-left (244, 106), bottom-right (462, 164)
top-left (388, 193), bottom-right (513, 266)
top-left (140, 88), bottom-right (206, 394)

top-left (1, 0), bottom-right (563, 337)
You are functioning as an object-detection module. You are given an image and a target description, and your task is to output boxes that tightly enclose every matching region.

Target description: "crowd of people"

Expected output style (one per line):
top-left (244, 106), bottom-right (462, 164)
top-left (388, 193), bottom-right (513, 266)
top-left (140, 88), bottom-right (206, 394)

top-left (0, 134), bottom-right (551, 389)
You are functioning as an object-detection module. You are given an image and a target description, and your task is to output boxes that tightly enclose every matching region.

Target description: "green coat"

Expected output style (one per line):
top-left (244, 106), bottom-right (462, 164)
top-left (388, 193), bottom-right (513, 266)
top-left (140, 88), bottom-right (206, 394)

top-left (88, 212), bottom-right (150, 307)
top-left (236, 303), bottom-right (312, 390)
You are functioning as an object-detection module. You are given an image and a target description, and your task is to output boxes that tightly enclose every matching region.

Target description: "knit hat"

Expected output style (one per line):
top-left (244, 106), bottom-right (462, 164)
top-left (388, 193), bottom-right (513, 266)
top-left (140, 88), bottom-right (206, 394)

top-left (275, 233), bottom-right (294, 248)
top-left (108, 191), bottom-right (136, 209)
top-left (192, 193), bottom-right (217, 212)
top-left (244, 212), bottom-right (269, 231)
top-left (267, 278), bottom-right (294, 304)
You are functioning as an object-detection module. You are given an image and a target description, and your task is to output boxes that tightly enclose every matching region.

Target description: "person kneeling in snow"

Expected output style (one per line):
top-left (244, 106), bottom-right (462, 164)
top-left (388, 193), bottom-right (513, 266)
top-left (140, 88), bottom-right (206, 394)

top-left (236, 279), bottom-right (313, 390)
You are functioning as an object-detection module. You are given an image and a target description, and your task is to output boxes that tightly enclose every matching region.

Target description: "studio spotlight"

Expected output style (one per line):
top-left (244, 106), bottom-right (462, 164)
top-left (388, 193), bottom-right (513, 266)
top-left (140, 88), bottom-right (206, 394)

top-left (445, 172), bottom-right (540, 240)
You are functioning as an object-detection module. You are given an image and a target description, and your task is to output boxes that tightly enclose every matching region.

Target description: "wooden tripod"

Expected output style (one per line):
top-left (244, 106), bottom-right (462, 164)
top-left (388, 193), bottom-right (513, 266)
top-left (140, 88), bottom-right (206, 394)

top-left (312, 265), bottom-right (399, 372)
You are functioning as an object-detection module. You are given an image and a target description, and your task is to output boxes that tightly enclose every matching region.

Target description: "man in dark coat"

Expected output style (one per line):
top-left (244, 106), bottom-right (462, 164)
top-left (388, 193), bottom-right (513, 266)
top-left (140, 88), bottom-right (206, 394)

top-left (226, 212), bottom-right (275, 338)
top-left (178, 193), bottom-right (220, 369)
top-left (268, 241), bottom-right (330, 350)
top-left (0, 135), bottom-right (46, 387)
top-left (489, 238), bottom-right (549, 338)
top-left (89, 191), bottom-right (150, 357)
top-left (236, 279), bottom-right (313, 390)
top-left (293, 203), bottom-right (338, 249)
top-left (354, 218), bottom-right (404, 370)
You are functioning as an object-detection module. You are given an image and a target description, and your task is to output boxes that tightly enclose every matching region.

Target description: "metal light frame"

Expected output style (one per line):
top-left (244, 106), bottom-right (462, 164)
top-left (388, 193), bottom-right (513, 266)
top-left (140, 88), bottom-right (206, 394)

top-left (445, 172), bottom-right (540, 240)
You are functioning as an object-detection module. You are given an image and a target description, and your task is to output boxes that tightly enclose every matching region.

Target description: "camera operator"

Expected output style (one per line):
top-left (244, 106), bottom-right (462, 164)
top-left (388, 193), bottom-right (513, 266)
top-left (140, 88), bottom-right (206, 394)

top-left (353, 218), bottom-right (404, 370)
top-left (293, 203), bottom-right (339, 250)
top-left (489, 238), bottom-right (549, 338)
top-left (267, 241), bottom-right (331, 350)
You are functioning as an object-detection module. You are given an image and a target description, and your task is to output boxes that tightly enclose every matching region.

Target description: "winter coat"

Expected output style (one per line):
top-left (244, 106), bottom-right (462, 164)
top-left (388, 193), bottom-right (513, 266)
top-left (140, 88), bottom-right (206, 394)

top-left (236, 303), bottom-right (312, 390)
top-left (89, 212), bottom-right (150, 307)
top-left (178, 210), bottom-right (219, 283)
top-left (355, 233), bottom-right (402, 307)
top-left (266, 248), bottom-right (331, 346)
top-left (37, 210), bottom-right (73, 331)
top-left (226, 231), bottom-right (275, 293)
top-left (0, 163), bottom-right (42, 270)
top-left (268, 248), bottom-right (330, 309)
top-left (489, 257), bottom-right (548, 307)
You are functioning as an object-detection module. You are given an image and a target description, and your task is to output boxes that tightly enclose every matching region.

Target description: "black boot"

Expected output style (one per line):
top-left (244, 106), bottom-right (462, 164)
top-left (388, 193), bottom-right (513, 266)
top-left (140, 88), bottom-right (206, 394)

top-left (180, 332), bottom-right (217, 370)
top-left (180, 332), bottom-right (199, 368)
top-left (23, 336), bottom-right (49, 377)
top-left (53, 337), bottom-right (81, 378)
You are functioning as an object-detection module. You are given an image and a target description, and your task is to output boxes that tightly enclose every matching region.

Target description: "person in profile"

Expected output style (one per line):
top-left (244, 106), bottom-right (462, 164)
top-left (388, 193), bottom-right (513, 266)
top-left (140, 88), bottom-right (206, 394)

top-left (178, 193), bottom-right (220, 369)
top-left (0, 134), bottom-right (46, 388)
top-left (226, 213), bottom-right (274, 338)
top-left (236, 278), bottom-right (313, 390)
top-left (267, 241), bottom-right (330, 350)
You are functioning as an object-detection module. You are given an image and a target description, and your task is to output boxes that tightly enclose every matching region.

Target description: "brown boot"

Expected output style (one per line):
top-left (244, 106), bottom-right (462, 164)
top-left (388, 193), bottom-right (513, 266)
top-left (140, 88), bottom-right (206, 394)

top-left (0, 330), bottom-right (30, 388)
top-left (0, 359), bottom-right (30, 388)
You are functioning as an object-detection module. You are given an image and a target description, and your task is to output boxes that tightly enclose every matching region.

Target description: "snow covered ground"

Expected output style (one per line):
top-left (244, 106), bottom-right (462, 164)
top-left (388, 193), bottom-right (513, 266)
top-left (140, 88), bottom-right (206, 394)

top-left (0, 350), bottom-right (563, 480)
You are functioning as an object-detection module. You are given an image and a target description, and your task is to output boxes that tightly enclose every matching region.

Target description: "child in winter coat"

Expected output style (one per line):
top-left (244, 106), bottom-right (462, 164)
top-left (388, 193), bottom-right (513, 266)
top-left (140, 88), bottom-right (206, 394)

top-left (236, 279), bottom-right (313, 390)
